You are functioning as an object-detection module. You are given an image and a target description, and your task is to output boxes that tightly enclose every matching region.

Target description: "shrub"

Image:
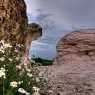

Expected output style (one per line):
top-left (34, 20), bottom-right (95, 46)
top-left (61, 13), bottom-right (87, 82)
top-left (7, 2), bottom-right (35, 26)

top-left (31, 57), bottom-right (53, 66)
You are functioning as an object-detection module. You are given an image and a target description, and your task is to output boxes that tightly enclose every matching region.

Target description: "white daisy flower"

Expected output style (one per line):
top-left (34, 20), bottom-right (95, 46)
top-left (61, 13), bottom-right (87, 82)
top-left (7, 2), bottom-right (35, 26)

top-left (18, 81), bottom-right (23, 85)
top-left (8, 58), bottom-right (13, 62)
top-left (26, 68), bottom-right (31, 72)
top-left (36, 78), bottom-right (40, 82)
top-left (0, 57), bottom-right (5, 61)
top-left (27, 73), bottom-right (33, 77)
top-left (16, 65), bottom-right (22, 69)
top-left (10, 81), bottom-right (18, 88)
top-left (15, 57), bottom-right (20, 61)
top-left (0, 67), bottom-right (6, 78)
top-left (18, 88), bottom-right (30, 95)
top-left (0, 48), bottom-right (5, 53)
top-left (3, 43), bottom-right (12, 48)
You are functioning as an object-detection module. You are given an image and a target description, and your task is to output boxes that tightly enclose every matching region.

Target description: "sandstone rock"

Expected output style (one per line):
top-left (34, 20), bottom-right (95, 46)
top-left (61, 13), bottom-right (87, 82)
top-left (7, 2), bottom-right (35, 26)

top-left (27, 23), bottom-right (42, 41)
top-left (0, 0), bottom-right (28, 47)
top-left (0, 0), bottom-right (43, 66)
top-left (40, 29), bottom-right (95, 95)
top-left (54, 29), bottom-right (95, 64)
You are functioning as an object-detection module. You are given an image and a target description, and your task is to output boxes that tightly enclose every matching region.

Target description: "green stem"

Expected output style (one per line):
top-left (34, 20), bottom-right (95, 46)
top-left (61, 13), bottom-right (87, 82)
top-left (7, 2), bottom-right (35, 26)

top-left (3, 78), bottom-right (4, 95)
top-left (6, 88), bottom-right (13, 95)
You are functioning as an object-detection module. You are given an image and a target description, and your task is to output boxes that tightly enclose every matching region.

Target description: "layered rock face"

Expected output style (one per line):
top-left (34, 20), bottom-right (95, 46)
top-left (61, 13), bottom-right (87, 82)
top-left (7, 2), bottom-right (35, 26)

top-left (41, 29), bottom-right (95, 95)
top-left (55, 29), bottom-right (95, 64)
top-left (0, 0), bottom-right (27, 46)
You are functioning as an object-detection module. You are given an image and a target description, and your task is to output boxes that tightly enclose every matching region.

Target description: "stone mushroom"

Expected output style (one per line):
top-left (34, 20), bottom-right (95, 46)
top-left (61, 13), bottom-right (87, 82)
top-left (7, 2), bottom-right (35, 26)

top-left (22, 23), bottom-right (42, 65)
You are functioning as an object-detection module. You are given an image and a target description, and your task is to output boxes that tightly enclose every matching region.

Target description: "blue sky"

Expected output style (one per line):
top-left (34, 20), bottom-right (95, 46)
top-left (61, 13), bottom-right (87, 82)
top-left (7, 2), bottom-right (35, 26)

top-left (24, 0), bottom-right (95, 59)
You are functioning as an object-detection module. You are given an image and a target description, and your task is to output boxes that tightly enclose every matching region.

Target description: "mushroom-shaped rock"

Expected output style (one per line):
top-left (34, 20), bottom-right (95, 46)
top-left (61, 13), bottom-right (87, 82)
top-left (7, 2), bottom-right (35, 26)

top-left (23, 23), bottom-right (42, 65)
top-left (27, 23), bottom-right (42, 42)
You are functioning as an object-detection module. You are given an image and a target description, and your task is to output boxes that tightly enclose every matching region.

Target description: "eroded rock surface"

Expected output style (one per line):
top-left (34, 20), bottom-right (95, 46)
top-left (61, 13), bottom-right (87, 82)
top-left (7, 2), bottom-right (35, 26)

top-left (40, 29), bottom-right (95, 95)
top-left (0, 0), bottom-right (27, 45)
top-left (54, 29), bottom-right (95, 64)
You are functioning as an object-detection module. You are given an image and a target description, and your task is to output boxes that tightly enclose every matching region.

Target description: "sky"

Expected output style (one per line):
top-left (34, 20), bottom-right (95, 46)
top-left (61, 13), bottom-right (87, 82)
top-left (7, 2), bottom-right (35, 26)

top-left (24, 0), bottom-right (95, 59)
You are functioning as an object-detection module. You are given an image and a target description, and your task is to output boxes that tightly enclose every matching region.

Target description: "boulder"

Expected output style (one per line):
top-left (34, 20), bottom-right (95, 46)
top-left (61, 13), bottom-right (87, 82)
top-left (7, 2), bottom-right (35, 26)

top-left (40, 29), bottom-right (95, 95)
top-left (54, 29), bottom-right (95, 64)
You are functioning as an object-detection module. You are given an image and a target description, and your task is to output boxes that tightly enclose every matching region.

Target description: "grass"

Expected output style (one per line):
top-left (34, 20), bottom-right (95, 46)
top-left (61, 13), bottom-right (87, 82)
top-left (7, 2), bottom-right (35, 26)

top-left (31, 57), bottom-right (53, 66)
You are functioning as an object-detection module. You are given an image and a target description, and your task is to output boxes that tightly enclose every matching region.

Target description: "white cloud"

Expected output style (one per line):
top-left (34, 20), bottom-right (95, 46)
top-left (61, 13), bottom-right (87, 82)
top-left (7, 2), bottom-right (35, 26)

top-left (32, 41), bottom-right (49, 46)
top-left (25, 0), bottom-right (95, 27)
top-left (24, 0), bottom-right (38, 17)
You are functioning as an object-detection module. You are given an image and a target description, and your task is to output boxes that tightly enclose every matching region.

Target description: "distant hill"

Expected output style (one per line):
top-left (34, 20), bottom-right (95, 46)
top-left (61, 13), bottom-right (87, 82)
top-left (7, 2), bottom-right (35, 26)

top-left (31, 56), bottom-right (53, 66)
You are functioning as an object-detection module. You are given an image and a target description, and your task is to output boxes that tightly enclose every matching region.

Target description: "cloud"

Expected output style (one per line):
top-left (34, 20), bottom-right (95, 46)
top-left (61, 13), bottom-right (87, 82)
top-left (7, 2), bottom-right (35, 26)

top-left (25, 0), bottom-right (95, 27)
top-left (32, 41), bottom-right (49, 46)
top-left (25, 0), bottom-right (95, 59)
top-left (24, 0), bottom-right (38, 17)
top-left (30, 41), bottom-right (56, 59)
top-left (31, 41), bottom-right (55, 50)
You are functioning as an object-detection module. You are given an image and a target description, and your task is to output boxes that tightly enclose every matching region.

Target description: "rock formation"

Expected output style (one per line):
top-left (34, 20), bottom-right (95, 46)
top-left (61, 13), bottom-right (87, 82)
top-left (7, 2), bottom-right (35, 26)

top-left (27, 23), bottom-right (42, 41)
top-left (40, 29), bottom-right (95, 95)
top-left (54, 29), bottom-right (95, 64)
top-left (0, 0), bottom-right (27, 49)
top-left (0, 0), bottom-right (42, 65)
top-left (22, 23), bottom-right (42, 65)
